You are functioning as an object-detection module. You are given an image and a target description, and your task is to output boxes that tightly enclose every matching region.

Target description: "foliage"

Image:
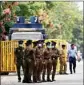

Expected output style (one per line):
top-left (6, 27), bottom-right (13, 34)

top-left (1, 1), bottom-right (83, 52)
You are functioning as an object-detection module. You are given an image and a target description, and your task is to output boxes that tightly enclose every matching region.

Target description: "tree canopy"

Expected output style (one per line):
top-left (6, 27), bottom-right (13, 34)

top-left (0, 1), bottom-right (83, 52)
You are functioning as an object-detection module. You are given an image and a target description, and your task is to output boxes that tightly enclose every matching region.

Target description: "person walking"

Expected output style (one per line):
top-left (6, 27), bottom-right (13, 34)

top-left (68, 44), bottom-right (79, 74)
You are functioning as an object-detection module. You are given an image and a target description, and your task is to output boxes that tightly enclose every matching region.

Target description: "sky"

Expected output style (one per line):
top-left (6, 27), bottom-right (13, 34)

top-left (77, 2), bottom-right (83, 10)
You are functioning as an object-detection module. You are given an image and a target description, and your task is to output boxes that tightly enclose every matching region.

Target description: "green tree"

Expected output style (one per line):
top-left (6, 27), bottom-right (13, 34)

top-left (1, 1), bottom-right (83, 52)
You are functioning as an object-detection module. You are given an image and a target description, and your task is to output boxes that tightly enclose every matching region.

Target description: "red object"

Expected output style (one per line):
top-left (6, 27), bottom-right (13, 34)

top-left (3, 8), bottom-right (11, 14)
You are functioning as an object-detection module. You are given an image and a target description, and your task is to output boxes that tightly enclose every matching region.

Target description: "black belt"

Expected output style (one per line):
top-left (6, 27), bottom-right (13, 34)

top-left (36, 57), bottom-right (41, 59)
top-left (44, 58), bottom-right (50, 60)
top-left (17, 58), bottom-right (23, 60)
top-left (52, 57), bottom-right (57, 59)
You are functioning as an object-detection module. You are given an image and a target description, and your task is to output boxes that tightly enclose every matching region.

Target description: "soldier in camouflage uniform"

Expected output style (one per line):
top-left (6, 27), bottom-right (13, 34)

top-left (23, 40), bottom-right (35, 83)
top-left (32, 41), bottom-right (38, 82)
top-left (14, 40), bottom-right (24, 82)
top-left (34, 40), bottom-right (44, 82)
top-left (51, 41), bottom-right (60, 81)
top-left (42, 42), bottom-right (52, 82)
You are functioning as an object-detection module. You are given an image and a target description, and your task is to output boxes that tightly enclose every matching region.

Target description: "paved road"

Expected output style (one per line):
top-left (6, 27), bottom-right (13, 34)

top-left (1, 60), bottom-right (83, 85)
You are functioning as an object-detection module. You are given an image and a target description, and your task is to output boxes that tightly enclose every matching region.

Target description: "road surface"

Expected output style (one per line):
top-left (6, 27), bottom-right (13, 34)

top-left (1, 60), bottom-right (83, 85)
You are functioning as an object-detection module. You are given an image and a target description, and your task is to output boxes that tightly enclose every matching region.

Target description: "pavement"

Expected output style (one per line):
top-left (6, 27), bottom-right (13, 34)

top-left (1, 60), bottom-right (83, 85)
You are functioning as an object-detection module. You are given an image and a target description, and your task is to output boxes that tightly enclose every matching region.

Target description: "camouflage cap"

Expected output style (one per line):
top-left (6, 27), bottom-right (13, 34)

top-left (46, 42), bottom-right (50, 46)
top-left (33, 41), bottom-right (38, 47)
top-left (38, 40), bottom-right (45, 43)
top-left (25, 40), bottom-right (32, 46)
top-left (62, 44), bottom-right (66, 47)
top-left (51, 41), bottom-right (56, 46)
top-left (18, 40), bottom-right (23, 44)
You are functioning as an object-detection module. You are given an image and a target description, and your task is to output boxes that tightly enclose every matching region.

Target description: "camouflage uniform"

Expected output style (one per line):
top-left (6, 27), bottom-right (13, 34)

top-left (34, 40), bottom-right (44, 82)
top-left (23, 40), bottom-right (35, 83)
top-left (59, 45), bottom-right (67, 74)
top-left (51, 41), bottom-right (60, 81)
top-left (42, 42), bottom-right (52, 82)
top-left (14, 40), bottom-right (24, 82)
top-left (32, 41), bottom-right (38, 82)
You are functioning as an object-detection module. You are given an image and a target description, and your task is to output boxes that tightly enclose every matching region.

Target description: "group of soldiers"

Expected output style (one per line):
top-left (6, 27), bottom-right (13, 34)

top-left (14, 40), bottom-right (67, 83)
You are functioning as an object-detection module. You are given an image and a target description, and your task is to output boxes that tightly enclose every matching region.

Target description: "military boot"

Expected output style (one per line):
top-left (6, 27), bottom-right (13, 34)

top-left (52, 74), bottom-right (56, 81)
top-left (42, 73), bottom-right (46, 82)
top-left (42, 77), bottom-right (46, 82)
top-left (47, 76), bottom-right (52, 82)
top-left (18, 77), bottom-right (21, 82)
top-left (33, 77), bottom-right (37, 83)
top-left (18, 79), bottom-right (21, 82)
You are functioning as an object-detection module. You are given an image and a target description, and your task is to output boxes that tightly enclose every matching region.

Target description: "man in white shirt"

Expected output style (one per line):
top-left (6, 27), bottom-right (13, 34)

top-left (68, 44), bottom-right (79, 74)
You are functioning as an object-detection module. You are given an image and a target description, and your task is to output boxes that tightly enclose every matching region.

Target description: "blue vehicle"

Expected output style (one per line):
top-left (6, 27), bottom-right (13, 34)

top-left (9, 16), bottom-right (47, 40)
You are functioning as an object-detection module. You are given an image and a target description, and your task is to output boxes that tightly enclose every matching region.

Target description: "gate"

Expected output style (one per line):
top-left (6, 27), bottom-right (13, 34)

top-left (0, 39), bottom-right (67, 73)
top-left (0, 41), bottom-right (17, 72)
